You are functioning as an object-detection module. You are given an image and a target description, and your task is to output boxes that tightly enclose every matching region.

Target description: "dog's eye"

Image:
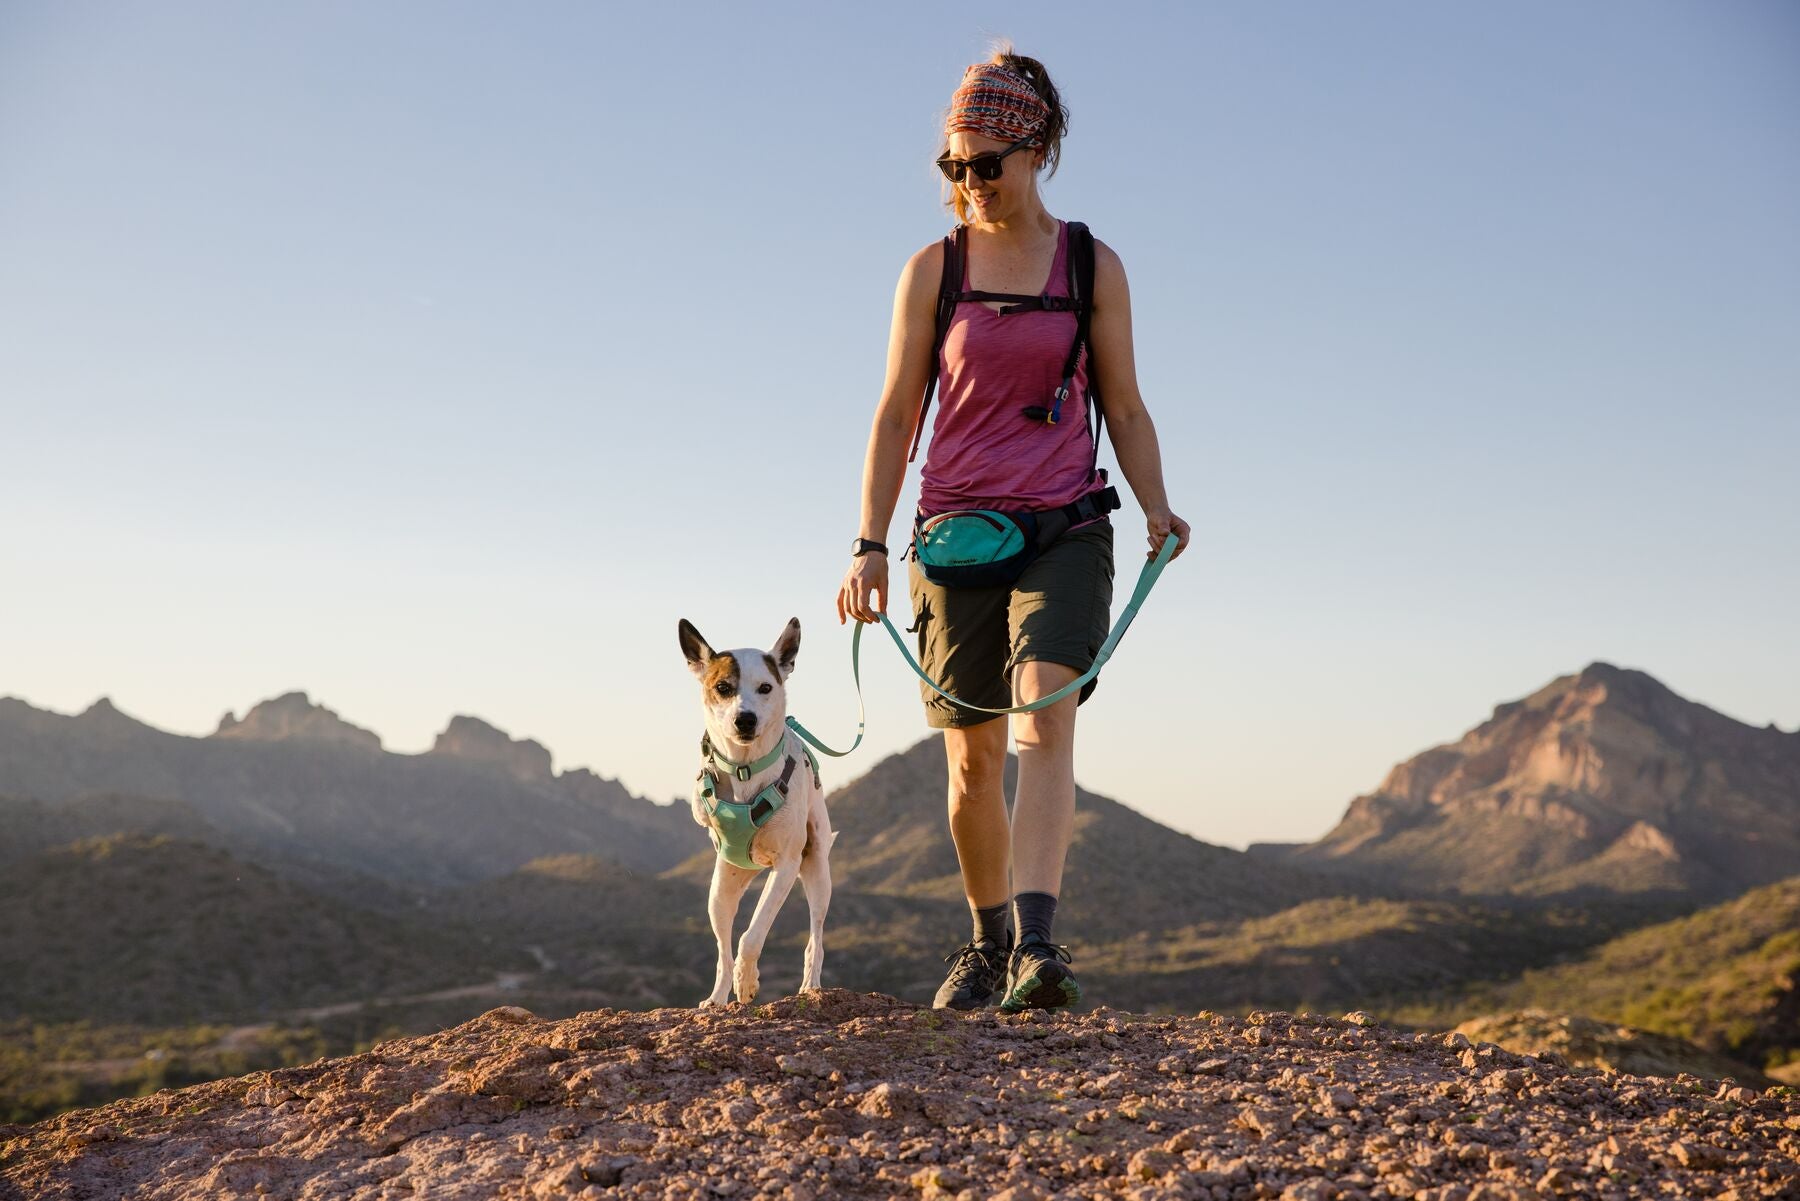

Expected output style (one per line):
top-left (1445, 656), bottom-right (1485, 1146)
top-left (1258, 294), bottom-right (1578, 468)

top-left (757, 683), bottom-right (773, 695)
top-left (713, 682), bottom-right (734, 697)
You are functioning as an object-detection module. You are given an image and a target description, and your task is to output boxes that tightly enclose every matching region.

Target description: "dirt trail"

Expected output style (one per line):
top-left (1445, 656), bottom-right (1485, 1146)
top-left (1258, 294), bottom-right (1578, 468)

top-left (3, 990), bottom-right (1794, 1200)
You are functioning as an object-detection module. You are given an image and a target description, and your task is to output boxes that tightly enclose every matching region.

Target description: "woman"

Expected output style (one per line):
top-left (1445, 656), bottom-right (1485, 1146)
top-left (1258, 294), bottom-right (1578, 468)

top-left (836, 50), bottom-right (1189, 1012)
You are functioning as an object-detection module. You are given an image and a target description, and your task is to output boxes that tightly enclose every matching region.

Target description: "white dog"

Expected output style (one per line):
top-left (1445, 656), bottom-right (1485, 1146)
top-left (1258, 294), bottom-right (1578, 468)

top-left (678, 617), bottom-right (836, 1007)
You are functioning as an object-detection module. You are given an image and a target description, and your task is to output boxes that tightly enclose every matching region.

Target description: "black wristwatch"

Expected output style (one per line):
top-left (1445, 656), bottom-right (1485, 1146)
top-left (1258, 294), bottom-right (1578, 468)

top-left (851, 538), bottom-right (888, 558)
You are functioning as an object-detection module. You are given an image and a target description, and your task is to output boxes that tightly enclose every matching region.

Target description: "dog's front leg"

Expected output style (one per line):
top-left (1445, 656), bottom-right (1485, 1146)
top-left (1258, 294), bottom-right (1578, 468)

top-left (733, 858), bottom-right (802, 1005)
top-left (703, 857), bottom-right (760, 1007)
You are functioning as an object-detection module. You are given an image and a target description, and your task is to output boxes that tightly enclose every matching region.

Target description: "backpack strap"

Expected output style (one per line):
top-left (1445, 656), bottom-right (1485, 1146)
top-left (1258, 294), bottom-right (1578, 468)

top-left (1067, 221), bottom-right (1105, 478)
top-left (908, 225), bottom-right (967, 463)
top-left (957, 291), bottom-right (1079, 314)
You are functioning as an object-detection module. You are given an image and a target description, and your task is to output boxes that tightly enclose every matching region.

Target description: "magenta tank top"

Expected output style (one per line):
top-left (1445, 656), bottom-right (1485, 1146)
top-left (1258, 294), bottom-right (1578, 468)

top-left (918, 221), bottom-right (1106, 516)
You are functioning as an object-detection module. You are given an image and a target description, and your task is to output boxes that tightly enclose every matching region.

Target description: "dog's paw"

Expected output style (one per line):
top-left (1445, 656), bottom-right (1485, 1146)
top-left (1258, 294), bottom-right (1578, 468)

top-left (732, 963), bottom-right (759, 1006)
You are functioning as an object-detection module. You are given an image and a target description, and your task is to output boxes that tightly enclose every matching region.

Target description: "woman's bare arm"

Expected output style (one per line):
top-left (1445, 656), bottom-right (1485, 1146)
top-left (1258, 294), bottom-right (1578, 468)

top-left (1087, 237), bottom-right (1190, 560)
top-left (839, 241), bottom-right (944, 623)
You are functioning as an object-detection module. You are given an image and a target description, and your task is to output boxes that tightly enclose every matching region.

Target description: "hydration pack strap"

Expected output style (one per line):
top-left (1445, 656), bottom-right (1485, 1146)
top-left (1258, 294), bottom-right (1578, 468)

top-left (908, 225), bottom-right (968, 462)
top-left (956, 291), bottom-right (1080, 315)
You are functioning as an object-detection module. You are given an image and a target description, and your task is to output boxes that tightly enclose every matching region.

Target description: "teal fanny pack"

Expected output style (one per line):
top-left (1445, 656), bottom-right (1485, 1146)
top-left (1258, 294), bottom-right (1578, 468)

top-left (913, 509), bottom-right (1040, 588)
top-left (913, 484), bottom-right (1121, 589)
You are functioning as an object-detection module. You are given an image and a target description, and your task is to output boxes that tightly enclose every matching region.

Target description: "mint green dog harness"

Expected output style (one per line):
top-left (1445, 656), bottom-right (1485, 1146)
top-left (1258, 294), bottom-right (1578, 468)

top-left (696, 732), bottom-right (820, 872)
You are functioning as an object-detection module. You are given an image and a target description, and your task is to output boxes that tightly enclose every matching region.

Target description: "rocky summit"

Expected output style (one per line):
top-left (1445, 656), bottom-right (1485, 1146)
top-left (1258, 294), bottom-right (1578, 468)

top-left (3, 991), bottom-right (1794, 1201)
top-left (1274, 662), bottom-right (1800, 898)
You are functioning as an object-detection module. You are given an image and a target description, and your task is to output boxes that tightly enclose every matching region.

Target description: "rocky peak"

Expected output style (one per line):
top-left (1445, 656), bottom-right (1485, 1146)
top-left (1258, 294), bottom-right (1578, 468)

top-left (71, 696), bottom-right (157, 738)
top-left (430, 715), bottom-right (552, 781)
top-left (2, 994), bottom-right (1791, 1198)
top-left (78, 697), bottom-right (133, 723)
top-left (1290, 663), bottom-right (1800, 895)
top-left (214, 693), bottom-right (382, 752)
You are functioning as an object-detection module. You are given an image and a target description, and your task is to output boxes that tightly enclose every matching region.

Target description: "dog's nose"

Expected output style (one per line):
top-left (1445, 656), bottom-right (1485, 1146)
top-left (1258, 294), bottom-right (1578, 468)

top-left (734, 713), bottom-right (757, 736)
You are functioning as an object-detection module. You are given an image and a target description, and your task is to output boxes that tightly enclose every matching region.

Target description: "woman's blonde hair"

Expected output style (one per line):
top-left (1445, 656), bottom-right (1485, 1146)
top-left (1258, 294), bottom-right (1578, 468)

top-left (939, 45), bottom-right (1069, 225)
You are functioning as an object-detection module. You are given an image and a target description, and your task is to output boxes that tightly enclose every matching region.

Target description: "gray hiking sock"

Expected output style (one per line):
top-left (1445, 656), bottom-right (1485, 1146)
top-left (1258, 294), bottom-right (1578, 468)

top-left (1012, 891), bottom-right (1058, 946)
top-left (972, 901), bottom-right (1011, 947)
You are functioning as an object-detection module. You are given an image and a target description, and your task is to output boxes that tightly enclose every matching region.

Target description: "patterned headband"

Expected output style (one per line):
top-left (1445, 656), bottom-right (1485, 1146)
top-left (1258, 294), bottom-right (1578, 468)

top-left (944, 62), bottom-right (1050, 145)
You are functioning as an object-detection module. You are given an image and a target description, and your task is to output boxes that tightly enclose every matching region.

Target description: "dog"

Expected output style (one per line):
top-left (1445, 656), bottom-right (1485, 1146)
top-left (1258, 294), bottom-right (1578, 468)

top-left (678, 617), bottom-right (836, 1007)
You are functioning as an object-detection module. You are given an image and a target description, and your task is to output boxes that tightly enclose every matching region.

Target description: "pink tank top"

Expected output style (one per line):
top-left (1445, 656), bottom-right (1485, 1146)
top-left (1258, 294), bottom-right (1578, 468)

top-left (918, 221), bottom-right (1106, 516)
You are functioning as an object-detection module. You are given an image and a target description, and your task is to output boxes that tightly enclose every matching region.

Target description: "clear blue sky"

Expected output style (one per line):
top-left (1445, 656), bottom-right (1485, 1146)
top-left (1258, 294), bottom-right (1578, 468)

top-left (3, 2), bottom-right (1796, 850)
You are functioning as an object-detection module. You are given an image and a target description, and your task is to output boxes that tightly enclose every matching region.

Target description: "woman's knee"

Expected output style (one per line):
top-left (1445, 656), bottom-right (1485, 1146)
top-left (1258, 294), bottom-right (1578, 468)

top-left (1011, 661), bottom-right (1080, 749)
top-left (943, 721), bottom-right (1007, 795)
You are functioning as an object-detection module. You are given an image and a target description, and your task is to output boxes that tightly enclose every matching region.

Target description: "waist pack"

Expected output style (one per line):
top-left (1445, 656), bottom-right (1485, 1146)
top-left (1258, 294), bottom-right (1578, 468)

top-left (913, 484), bottom-right (1120, 588)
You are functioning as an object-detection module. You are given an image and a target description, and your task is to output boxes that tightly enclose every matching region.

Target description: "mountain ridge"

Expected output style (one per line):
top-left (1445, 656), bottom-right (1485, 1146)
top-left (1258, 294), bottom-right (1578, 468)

top-left (0, 694), bottom-right (694, 888)
top-left (1265, 661), bottom-right (1800, 897)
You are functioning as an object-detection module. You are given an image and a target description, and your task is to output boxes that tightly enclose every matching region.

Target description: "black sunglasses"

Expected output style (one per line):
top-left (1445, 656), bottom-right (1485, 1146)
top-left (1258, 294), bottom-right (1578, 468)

top-left (936, 135), bottom-right (1037, 184)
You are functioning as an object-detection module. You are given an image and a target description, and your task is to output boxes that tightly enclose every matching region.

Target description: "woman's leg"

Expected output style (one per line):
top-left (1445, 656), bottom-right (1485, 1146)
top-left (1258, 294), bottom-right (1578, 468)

top-left (1001, 659), bottom-right (1085, 1010)
top-left (942, 718), bottom-right (1011, 908)
top-left (1009, 661), bottom-right (1080, 898)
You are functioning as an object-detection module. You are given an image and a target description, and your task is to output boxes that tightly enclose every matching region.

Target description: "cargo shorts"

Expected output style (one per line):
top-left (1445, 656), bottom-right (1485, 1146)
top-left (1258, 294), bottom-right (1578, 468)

top-left (905, 520), bottom-right (1115, 728)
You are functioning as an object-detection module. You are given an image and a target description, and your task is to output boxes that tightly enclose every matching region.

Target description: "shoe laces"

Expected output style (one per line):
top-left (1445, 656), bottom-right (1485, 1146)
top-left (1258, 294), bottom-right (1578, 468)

top-left (1012, 939), bottom-right (1072, 967)
top-left (942, 940), bottom-right (1006, 984)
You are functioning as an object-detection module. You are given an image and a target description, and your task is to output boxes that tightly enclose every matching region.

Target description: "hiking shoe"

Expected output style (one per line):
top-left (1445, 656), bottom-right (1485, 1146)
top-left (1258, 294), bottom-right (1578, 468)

top-left (933, 937), bottom-right (1011, 1010)
top-left (999, 939), bottom-right (1081, 1012)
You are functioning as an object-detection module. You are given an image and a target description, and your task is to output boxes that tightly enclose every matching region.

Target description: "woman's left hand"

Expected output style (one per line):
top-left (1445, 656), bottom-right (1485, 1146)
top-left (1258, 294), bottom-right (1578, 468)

top-left (1146, 508), bottom-right (1191, 562)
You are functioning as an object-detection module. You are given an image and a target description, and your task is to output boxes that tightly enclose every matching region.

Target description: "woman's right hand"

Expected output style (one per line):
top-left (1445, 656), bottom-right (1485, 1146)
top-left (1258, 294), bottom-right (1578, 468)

top-left (837, 552), bottom-right (889, 624)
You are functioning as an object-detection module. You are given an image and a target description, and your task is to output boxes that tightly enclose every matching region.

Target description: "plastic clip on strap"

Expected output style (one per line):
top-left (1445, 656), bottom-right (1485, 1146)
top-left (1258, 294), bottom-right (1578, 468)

top-left (785, 533), bottom-right (1177, 762)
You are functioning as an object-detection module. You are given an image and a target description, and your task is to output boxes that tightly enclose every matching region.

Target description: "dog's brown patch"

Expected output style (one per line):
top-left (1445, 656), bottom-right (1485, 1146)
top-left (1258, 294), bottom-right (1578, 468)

top-left (762, 653), bottom-right (782, 680)
top-left (703, 653), bottom-right (739, 691)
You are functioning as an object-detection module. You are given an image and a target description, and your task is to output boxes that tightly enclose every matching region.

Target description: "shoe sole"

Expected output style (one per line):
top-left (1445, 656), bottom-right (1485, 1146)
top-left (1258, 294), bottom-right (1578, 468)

top-left (999, 960), bottom-right (1082, 1012)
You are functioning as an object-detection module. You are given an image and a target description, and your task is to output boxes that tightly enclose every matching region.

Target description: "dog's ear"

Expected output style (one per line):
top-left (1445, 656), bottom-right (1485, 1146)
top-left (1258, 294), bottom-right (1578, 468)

top-left (770, 617), bottom-right (801, 679)
top-left (678, 619), bottom-right (715, 679)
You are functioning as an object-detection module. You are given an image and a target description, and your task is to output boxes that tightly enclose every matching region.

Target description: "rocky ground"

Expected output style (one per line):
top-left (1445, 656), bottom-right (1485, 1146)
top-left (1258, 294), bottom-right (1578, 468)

top-left (1451, 1012), bottom-right (1774, 1088)
top-left (2, 990), bottom-right (1795, 1201)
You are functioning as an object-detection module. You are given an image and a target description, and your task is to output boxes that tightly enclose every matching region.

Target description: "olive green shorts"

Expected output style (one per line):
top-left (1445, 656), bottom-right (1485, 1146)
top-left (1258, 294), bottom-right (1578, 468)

top-left (905, 520), bottom-right (1115, 728)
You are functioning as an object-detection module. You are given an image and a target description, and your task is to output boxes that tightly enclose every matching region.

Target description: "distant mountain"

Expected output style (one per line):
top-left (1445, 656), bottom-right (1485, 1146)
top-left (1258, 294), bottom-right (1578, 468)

top-left (0, 835), bottom-right (483, 1024)
top-left (1448, 875), bottom-right (1800, 1073)
top-left (436, 854), bottom-right (713, 1007)
top-left (0, 694), bottom-right (696, 888)
top-left (215, 692), bottom-right (380, 751)
top-left (0, 793), bottom-right (219, 865)
top-left (1259, 663), bottom-right (1800, 898)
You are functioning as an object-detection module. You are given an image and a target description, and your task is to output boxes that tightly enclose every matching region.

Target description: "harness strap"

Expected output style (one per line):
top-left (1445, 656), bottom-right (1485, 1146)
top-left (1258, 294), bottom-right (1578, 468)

top-left (702, 731), bottom-right (788, 782)
top-left (699, 751), bottom-right (799, 825)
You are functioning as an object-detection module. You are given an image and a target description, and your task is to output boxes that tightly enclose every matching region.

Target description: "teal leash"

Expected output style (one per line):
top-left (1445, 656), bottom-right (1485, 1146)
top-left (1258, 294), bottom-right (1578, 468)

top-left (785, 617), bottom-right (868, 758)
top-left (786, 534), bottom-right (1177, 756)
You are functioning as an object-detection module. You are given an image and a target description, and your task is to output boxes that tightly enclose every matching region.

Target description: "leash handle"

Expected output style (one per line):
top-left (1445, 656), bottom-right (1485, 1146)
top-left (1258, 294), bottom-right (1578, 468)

top-left (785, 534), bottom-right (1177, 759)
top-left (785, 621), bottom-right (867, 757)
